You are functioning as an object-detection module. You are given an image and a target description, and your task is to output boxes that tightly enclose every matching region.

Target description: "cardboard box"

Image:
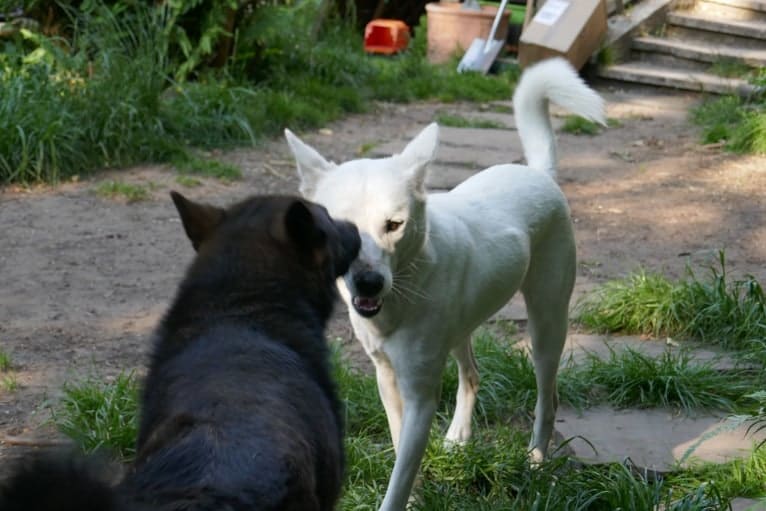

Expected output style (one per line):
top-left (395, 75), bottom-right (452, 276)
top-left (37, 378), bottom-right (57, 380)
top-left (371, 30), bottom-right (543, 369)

top-left (518, 0), bottom-right (607, 70)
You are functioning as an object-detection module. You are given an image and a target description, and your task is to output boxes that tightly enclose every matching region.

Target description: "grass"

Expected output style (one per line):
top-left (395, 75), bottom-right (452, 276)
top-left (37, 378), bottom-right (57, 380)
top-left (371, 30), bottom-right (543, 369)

top-left (573, 347), bottom-right (758, 412)
top-left (2, 374), bottom-right (18, 392)
top-left (172, 153), bottom-right (242, 181)
top-left (357, 142), bottom-right (378, 156)
top-left (51, 372), bottom-right (139, 460)
top-left (708, 58), bottom-right (754, 79)
top-left (0, 5), bottom-right (517, 185)
top-left (673, 447), bottom-right (766, 500)
top-left (0, 349), bottom-right (11, 372)
top-left (94, 180), bottom-right (152, 203)
top-left (561, 115), bottom-right (604, 135)
top-left (50, 329), bottom-right (765, 509)
top-left (575, 251), bottom-right (766, 355)
top-left (175, 174), bottom-right (203, 187)
top-left (435, 113), bottom-right (507, 130)
top-left (484, 103), bottom-right (513, 114)
top-left (691, 95), bottom-right (766, 154)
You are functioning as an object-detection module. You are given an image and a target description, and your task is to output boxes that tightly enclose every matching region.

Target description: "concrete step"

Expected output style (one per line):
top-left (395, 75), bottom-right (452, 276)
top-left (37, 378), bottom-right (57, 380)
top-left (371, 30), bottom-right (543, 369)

top-left (633, 34), bottom-right (766, 66)
top-left (692, 0), bottom-right (766, 21)
top-left (668, 9), bottom-right (766, 40)
top-left (598, 60), bottom-right (759, 95)
top-left (664, 24), bottom-right (766, 52)
top-left (705, 0), bottom-right (766, 13)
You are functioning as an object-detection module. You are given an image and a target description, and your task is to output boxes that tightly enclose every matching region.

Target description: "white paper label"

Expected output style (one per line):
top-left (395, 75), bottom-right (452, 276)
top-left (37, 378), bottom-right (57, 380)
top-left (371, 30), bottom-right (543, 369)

top-left (533, 0), bottom-right (570, 26)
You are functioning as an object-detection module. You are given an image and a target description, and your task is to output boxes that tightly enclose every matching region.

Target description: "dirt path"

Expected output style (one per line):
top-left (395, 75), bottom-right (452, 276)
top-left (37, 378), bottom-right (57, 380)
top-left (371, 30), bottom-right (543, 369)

top-left (1, 81), bottom-right (764, 473)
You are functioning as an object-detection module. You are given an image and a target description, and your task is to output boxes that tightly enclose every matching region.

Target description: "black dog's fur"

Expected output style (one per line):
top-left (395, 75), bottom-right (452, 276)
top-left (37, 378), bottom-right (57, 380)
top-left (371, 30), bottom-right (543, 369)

top-left (0, 192), bottom-right (360, 511)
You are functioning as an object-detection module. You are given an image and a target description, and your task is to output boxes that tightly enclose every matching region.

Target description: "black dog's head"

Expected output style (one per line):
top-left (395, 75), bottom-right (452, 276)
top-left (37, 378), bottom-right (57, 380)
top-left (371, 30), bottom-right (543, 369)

top-left (169, 191), bottom-right (360, 317)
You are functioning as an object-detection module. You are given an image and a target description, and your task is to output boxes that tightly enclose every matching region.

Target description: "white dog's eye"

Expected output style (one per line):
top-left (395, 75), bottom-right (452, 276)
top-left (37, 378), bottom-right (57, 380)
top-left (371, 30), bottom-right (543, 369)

top-left (385, 220), bottom-right (404, 233)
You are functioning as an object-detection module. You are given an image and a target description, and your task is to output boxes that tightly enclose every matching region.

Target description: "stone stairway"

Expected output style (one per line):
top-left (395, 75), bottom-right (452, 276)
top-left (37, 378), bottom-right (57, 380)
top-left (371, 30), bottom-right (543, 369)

top-left (599, 0), bottom-right (766, 95)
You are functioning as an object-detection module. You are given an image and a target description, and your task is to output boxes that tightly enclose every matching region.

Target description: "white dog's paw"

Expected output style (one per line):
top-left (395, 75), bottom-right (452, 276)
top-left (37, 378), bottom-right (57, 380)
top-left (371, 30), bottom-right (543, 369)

top-left (444, 425), bottom-right (471, 447)
top-left (528, 447), bottom-right (545, 468)
top-left (442, 436), bottom-right (468, 451)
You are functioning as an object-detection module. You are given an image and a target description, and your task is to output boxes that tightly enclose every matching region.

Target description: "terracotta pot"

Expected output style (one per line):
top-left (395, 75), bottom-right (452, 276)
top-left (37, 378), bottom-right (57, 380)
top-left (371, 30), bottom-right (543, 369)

top-left (425, 2), bottom-right (510, 64)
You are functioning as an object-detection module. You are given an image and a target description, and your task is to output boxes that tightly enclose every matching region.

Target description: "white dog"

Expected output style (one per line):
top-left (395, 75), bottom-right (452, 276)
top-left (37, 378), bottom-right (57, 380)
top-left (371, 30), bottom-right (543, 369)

top-left (285, 57), bottom-right (605, 510)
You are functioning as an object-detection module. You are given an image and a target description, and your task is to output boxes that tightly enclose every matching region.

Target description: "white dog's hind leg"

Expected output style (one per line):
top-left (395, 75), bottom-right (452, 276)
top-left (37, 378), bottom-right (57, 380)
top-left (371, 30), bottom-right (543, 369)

top-left (373, 353), bottom-right (404, 454)
top-left (524, 297), bottom-right (568, 463)
top-left (521, 234), bottom-right (575, 463)
top-left (445, 339), bottom-right (479, 446)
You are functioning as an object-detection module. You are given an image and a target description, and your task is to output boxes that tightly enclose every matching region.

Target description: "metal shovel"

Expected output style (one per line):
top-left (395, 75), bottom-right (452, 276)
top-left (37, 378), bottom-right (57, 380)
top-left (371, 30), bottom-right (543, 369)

top-left (457, 0), bottom-right (510, 74)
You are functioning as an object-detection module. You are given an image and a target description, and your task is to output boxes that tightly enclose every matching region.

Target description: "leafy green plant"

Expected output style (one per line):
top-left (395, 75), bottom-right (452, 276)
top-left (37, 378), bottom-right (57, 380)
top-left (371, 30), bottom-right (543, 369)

top-left (52, 372), bottom-right (139, 460)
top-left (1, 3), bottom-right (517, 185)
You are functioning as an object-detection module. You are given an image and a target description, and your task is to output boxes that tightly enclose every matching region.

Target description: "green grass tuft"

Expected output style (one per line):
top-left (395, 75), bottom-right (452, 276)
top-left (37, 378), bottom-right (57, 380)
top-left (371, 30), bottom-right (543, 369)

top-left (0, 349), bottom-right (11, 372)
top-left (52, 372), bottom-right (139, 460)
top-left (575, 251), bottom-right (766, 354)
top-left (691, 95), bottom-right (766, 153)
top-left (175, 175), bottom-right (203, 187)
top-left (435, 113), bottom-right (507, 130)
top-left (672, 447), bottom-right (766, 501)
top-left (561, 115), bottom-right (603, 135)
top-left (2, 374), bottom-right (18, 392)
top-left (172, 153), bottom-right (242, 181)
top-left (575, 347), bottom-right (756, 411)
top-left (709, 58), bottom-right (753, 79)
top-left (95, 180), bottom-right (151, 203)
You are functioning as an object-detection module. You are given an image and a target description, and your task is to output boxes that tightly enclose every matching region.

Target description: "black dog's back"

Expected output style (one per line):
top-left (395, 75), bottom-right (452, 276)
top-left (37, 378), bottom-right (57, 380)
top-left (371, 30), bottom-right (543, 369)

top-left (0, 193), bottom-right (360, 511)
top-left (124, 326), bottom-right (342, 511)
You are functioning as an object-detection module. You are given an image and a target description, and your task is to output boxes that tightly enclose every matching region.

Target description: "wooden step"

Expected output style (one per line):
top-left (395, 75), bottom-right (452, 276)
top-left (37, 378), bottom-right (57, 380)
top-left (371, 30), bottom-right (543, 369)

top-left (598, 61), bottom-right (760, 95)
top-left (633, 35), bottom-right (766, 66)
top-left (668, 10), bottom-right (766, 39)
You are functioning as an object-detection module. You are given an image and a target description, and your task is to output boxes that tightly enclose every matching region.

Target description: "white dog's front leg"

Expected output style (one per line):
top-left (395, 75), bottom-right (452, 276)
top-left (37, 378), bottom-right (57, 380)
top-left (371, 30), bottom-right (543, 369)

top-left (445, 339), bottom-right (479, 445)
top-left (379, 393), bottom-right (438, 511)
top-left (372, 353), bottom-right (404, 454)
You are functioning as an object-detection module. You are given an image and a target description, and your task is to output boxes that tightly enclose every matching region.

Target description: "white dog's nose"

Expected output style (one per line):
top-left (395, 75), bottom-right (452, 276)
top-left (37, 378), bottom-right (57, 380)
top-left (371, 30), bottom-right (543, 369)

top-left (353, 271), bottom-right (385, 297)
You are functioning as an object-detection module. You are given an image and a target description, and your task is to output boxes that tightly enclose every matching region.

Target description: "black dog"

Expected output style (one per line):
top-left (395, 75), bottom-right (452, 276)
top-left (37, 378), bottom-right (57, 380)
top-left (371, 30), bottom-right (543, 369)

top-left (0, 192), bottom-right (360, 511)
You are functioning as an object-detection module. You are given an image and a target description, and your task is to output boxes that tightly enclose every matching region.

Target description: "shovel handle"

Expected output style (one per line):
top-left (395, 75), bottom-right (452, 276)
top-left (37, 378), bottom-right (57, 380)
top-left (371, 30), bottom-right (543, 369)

top-left (523, 0), bottom-right (536, 28)
top-left (483, 0), bottom-right (510, 52)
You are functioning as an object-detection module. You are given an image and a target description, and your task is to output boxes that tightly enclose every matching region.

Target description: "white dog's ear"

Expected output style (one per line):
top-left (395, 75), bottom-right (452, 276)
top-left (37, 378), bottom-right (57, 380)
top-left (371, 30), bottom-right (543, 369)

top-left (284, 129), bottom-right (334, 198)
top-left (399, 123), bottom-right (439, 196)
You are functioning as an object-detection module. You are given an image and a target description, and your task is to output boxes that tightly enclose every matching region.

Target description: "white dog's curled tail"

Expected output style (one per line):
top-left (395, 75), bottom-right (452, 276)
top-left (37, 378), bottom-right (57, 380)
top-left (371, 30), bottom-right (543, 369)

top-left (512, 57), bottom-right (606, 179)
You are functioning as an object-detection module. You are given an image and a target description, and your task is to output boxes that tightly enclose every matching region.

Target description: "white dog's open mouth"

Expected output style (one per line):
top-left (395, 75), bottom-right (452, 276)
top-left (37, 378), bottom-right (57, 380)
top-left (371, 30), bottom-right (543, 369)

top-left (352, 296), bottom-right (383, 318)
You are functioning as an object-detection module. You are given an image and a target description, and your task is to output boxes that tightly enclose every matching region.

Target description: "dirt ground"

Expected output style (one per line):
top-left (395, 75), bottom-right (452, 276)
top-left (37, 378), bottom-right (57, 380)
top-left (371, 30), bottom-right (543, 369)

top-left (1, 80), bottom-right (765, 472)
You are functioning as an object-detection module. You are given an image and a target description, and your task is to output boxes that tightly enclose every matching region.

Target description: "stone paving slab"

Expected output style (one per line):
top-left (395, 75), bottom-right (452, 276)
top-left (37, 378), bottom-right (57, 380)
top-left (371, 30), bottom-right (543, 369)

top-left (556, 333), bottom-right (743, 369)
top-left (733, 498), bottom-right (766, 511)
top-left (555, 405), bottom-right (766, 470)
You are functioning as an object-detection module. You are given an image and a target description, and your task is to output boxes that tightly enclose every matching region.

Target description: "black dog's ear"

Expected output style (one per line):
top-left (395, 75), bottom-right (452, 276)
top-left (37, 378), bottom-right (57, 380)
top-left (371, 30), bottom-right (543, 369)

top-left (283, 200), bottom-right (327, 251)
top-left (170, 191), bottom-right (225, 251)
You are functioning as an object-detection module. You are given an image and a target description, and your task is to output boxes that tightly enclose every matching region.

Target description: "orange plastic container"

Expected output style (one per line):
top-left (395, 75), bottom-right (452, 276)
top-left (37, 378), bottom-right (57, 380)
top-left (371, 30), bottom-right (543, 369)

top-left (364, 19), bottom-right (410, 55)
